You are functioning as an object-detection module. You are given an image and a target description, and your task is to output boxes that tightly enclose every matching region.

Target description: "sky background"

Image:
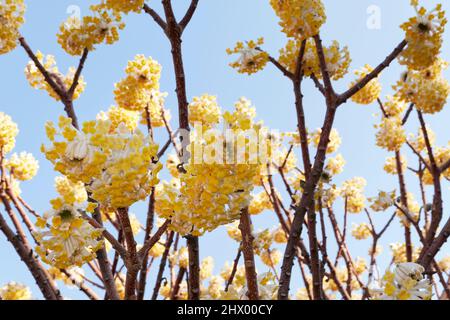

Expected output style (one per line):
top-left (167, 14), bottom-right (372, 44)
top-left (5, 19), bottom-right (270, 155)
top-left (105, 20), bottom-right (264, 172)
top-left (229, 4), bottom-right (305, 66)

top-left (1, 0), bottom-right (449, 299)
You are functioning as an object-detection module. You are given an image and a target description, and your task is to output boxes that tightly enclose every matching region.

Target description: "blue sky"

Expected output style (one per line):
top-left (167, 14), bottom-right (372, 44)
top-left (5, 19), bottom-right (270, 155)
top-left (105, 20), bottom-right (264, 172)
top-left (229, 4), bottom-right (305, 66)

top-left (1, 0), bottom-right (449, 299)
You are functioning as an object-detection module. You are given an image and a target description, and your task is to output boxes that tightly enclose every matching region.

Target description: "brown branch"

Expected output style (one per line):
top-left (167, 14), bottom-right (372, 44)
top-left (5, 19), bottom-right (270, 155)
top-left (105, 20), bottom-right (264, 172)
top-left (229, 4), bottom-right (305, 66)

top-left (179, 0), bottom-right (200, 33)
top-left (68, 48), bottom-right (89, 98)
top-left (151, 231), bottom-right (175, 300)
top-left (225, 246), bottom-right (242, 292)
top-left (138, 220), bottom-right (170, 259)
top-left (337, 40), bottom-right (407, 105)
top-left (239, 208), bottom-right (259, 300)
top-left (170, 267), bottom-right (186, 300)
top-left (143, 4), bottom-right (167, 32)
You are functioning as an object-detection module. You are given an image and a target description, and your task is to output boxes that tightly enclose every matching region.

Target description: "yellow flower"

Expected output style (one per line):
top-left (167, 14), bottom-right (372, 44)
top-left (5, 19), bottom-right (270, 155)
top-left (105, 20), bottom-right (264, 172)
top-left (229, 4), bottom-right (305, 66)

top-left (0, 112), bottom-right (18, 154)
top-left (375, 116), bottom-right (406, 151)
top-left (5, 152), bottom-right (39, 181)
top-left (103, 0), bottom-right (145, 14)
top-left (383, 155), bottom-right (407, 175)
top-left (351, 223), bottom-right (372, 240)
top-left (349, 65), bottom-right (382, 105)
top-left (310, 128), bottom-right (341, 154)
top-left (227, 38), bottom-right (268, 75)
top-left (399, 1), bottom-right (446, 70)
top-left (270, 0), bottom-right (326, 39)
top-left (0, 282), bottom-right (31, 300)
top-left (188, 94), bottom-right (221, 127)
top-left (339, 177), bottom-right (366, 213)
top-left (0, 0), bottom-right (26, 55)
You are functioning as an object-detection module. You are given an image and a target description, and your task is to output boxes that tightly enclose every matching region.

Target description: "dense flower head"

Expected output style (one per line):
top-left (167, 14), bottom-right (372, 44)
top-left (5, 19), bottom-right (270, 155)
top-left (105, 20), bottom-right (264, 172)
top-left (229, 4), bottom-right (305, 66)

top-left (310, 128), bottom-right (341, 154)
top-left (408, 125), bottom-right (436, 153)
top-left (102, 0), bottom-right (144, 14)
top-left (394, 59), bottom-right (450, 114)
top-left (0, 112), bottom-right (18, 154)
top-left (248, 191), bottom-right (273, 215)
top-left (383, 155), bottom-right (407, 175)
top-left (350, 65), bottom-right (382, 105)
top-left (383, 95), bottom-right (407, 118)
top-left (42, 116), bottom-right (161, 208)
top-left (114, 55), bottom-right (163, 112)
top-left (0, 0), bottom-right (26, 55)
top-left (390, 242), bottom-right (421, 264)
top-left (278, 38), bottom-right (350, 80)
top-left (5, 152), bottom-right (39, 181)
top-left (34, 202), bottom-right (103, 269)
top-left (25, 51), bottom-right (86, 101)
top-left (270, 0), bottom-right (326, 39)
top-left (188, 94), bottom-right (221, 127)
top-left (352, 223), bottom-right (372, 240)
top-left (375, 116), bottom-right (406, 152)
top-left (226, 38), bottom-right (268, 75)
top-left (139, 91), bottom-right (171, 128)
top-left (0, 282), bottom-right (31, 300)
top-left (422, 146), bottom-right (450, 184)
top-left (372, 263), bottom-right (432, 300)
top-left (399, 1), bottom-right (447, 70)
top-left (57, 5), bottom-right (125, 56)
top-left (325, 153), bottom-right (345, 176)
top-left (156, 99), bottom-right (270, 236)
top-left (339, 177), bottom-right (366, 213)
top-left (97, 106), bottom-right (139, 132)
top-left (369, 190), bottom-right (396, 212)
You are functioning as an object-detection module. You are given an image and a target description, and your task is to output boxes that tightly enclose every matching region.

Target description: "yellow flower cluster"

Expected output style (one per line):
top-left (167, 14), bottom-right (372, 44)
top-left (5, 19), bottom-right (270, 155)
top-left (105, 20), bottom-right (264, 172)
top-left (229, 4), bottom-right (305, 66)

top-left (390, 242), bottom-right (421, 264)
top-left (325, 154), bottom-right (345, 176)
top-left (54, 175), bottom-right (88, 205)
top-left (394, 59), bottom-right (450, 114)
top-left (408, 125), bottom-right (435, 152)
top-left (248, 191), bottom-right (273, 215)
top-left (48, 266), bottom-right (84, 287)
top-left (139, 91), bottom-right (171, 128)
top-left (57, 5), bottom-right (124, 56)
top-left (5, 152), bottom-right (39, 181)
top-left (310, 128), bottom-right (341, 154)
top-left (350, 65), bottom-right (382, 105)
top-left (34, 203), bottom-right (103, 269)
top-left (270, 0), bottom-right (326, 39)
top-left (375, 116), bottom-right (406, 152)
top-left (351, 223), bottom-right (372, 240)
top-left (97, 106), bottom-right (139, 132)
top-left (383, 155), bottom-right (407, 175)
top-left (42, 116), bottom-right (161, 208)
top-left (399, 1), bottom-right (446, 70)
top-left (422, 147), bottom-right (450, 184)
top-left (226, 38), bottom-right (269, 75)
top-left (0, 0), bottom-right (25, 55)
top-left (0, 112), bottom-right (18, 154)
top-left (25, 51), bottom-right (86, 101)
top-left (114, 55), bottom-right (163, 113)
top-left (278, 39), bottom-right (350, 80)
top-left (373, 263), bottom-right (431, 300)
top-left (188, 94), bottom-right (221, 127)
top-left (0, 282), bottom-right (31, 300)
top-left (339, 177), bottom-right (366, 213)
top-left (383, 95), bottom-right (407, 118)
top-left (156, 100), bottom-right (267, 236)
top-left (102, 0), bottom-right (144, 14)
top-left (369, 190), bottom-right (396, 212)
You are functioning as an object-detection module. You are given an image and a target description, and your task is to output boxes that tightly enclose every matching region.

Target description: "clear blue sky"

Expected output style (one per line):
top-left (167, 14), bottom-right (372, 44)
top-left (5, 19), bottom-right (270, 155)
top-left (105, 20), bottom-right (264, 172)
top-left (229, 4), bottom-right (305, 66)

top-left (1, 0), bottom-right (449, 299)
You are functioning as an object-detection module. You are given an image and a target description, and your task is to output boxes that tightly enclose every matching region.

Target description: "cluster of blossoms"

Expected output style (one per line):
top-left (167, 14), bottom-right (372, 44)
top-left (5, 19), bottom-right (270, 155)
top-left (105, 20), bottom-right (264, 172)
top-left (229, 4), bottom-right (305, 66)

top-left (0, 112), bottom-right (18, 154)
top-left (394, 59), bottom-right (450, 114)
top-left (278, 38), bottom-right (351, 80)
top-left (395, 192), bottom-right (421, 227)
top-left (57, 4), bottom-right (124, 56)
top-left (399, 1), bottom-right (447, 71)
top-left (42, 114), bottom-right (162, 209)
top-left (369, 190), bottom-right (396, 212)
top-left (375, 116), bottom-right (406, 152)
top-left (5, 151), bottom-right (39, 181)
top-left (383, 155), bottom-right (407, 175)
top-left (270, 0), bottom-right (326, 39)
top-left (390, 242), bottom-right (421, 264)
top-left (351, 223), bottom-right (372, 240)
top-left (226, 38), bottom-right (269, 75)
top-left (421, 146), bottom-right (450, 185)
top-left (339, 177), bottom-right (367, 213)
top-left (101, 0), bottom-right (145, 14)
top-left (34, 176), bottom-right (103, 269)
top-left (0, 0), bottom-right (25, 55)
top-left (372, 263), bottom-right (432, 300)
top-left (349, 65), bottom-right (382, 105)
top-left (156, 97), bottom-right (269, 236)
top-left (310, 128), bottom-right (341, 154)
top-left (114, 55), bottom-right (171, 127)
top-left (188, 94), bottom-right (221, 127)
top-left (25, 51), bottom-right (86, 101)
top-left (0, 282), bottom-right (31, 300)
